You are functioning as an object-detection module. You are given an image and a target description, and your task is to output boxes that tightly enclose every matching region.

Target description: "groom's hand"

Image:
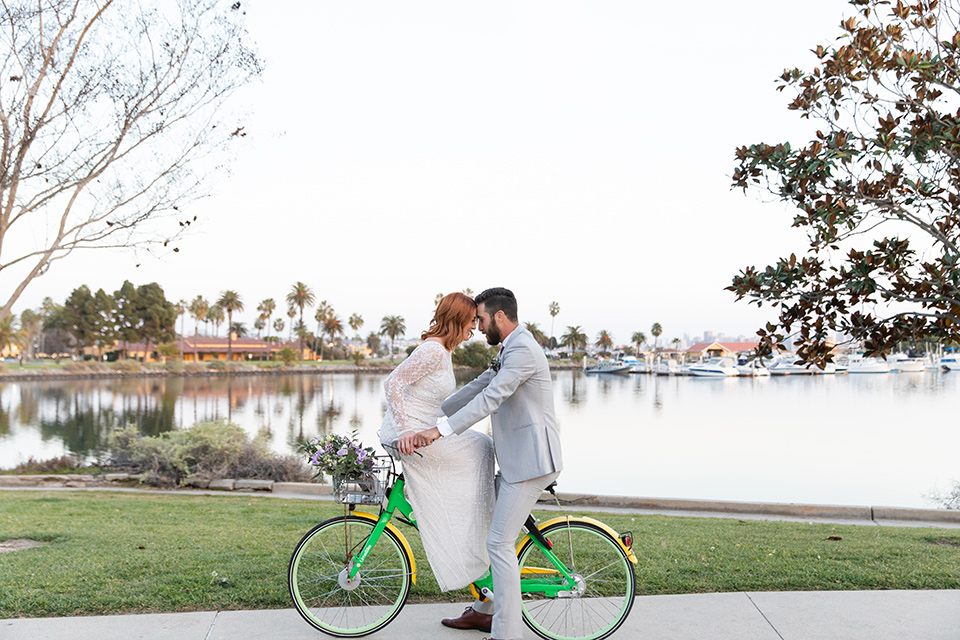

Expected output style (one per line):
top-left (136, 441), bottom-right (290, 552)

top-left (416, 427), bottom-right (441, 448)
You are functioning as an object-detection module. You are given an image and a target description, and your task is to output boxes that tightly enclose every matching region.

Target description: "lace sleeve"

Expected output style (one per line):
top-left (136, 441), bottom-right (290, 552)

top-left (383, 343), bottom-right (445, 435)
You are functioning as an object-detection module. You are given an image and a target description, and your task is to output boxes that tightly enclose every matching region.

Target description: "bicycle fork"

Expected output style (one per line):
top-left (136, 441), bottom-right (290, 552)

top-left (344, 476), bottom-right (419, 584)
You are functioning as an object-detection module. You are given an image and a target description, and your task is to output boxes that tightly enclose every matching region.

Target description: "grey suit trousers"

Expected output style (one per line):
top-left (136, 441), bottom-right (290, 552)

top-left (487, 470), bottom-right (560, 640)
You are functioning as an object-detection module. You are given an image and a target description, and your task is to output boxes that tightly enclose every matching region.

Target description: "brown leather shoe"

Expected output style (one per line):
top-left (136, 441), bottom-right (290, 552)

top-left (441, 606), bottom-right (493, 632)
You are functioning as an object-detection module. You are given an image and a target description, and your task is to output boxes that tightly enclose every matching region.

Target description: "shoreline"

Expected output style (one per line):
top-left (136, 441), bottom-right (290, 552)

top-left (0, 361), bottom-right (584, 382)
top-left (1, 473), bottom-right (958, 528)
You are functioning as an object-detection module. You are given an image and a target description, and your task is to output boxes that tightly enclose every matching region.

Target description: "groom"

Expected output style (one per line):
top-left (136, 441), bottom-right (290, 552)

top-left (419, 287), bottom-right (563, 640)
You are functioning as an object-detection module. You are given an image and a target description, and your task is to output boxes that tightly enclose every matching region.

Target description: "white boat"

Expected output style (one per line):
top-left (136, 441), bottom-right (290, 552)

top-left (769, 356), bottom-right (836, 375)
top-left (584, 359), bottom-right (631, 375)
top-left (940, 355), bottom-right (960, 372)
top-left (736, 359), bottom-right (770, 377)
top-left (654, 360), bottom-right (690, 376)
top-left (847, 355), bottom-right (890, 374)
top-left (689, 357), bottom-right (739, 377)
top-left (890, 353), bottom-right (927, 373)
top-left (620, 355), bottom-right (646, 374)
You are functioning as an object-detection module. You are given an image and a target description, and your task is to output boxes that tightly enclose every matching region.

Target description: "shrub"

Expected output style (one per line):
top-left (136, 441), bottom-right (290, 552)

top-left (207, 359), bottom-right (229, 372)
top-left (452, 342), bottom-right (498, 368)
top-left (4, 455), bottom-right (85, 474)
top-left (156, 342), bottom-right (181, 362)
top-left (184, 362), bottom-right (207, 374)
top-left (350, 351), bottom-right (366, 365)
top-left (275, 347), bottom-right (298, 365)
top-left (164, 359), bottom-right (185, 373)
top-left (108, 421), bottom-right (311, 487)
top-left (111, 359), bottom-right (143, 373)
top-left (928, 482), bottom-right (960, 510)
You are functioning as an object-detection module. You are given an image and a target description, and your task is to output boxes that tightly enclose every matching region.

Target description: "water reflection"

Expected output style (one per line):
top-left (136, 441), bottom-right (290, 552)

top-left (1, 370), bottom-right (958, 508)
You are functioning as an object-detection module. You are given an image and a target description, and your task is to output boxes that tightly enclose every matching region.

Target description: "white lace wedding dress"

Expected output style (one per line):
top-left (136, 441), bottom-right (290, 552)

top-left (380, 340), bottom-right (495, 591)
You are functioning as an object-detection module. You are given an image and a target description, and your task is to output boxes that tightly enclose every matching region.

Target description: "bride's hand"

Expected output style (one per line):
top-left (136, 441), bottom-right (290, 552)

top-left (398, 431), bottom-right (418, 455)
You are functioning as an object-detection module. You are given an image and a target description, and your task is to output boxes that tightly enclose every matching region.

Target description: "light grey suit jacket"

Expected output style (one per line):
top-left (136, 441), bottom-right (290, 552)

top-left (442, 327), bottom-right (563, 483)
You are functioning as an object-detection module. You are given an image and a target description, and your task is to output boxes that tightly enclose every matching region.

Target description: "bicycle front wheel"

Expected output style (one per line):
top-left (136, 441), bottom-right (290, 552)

top-left (288, 515), bottom-right (412, 637)
top-left (518, 520), bottom-right (636, 640)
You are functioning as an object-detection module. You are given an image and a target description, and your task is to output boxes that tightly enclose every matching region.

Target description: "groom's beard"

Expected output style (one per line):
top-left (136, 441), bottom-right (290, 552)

top-left (484, 319), bottom-right (503, 346)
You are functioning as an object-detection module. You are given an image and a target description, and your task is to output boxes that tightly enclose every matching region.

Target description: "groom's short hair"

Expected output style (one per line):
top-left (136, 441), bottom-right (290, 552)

top-left (475, 287), bottom-right (518, 322)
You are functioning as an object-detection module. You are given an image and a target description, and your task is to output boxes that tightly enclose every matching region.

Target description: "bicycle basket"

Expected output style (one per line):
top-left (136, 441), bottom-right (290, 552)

top-left (332, 456), bottom-right (391, 505)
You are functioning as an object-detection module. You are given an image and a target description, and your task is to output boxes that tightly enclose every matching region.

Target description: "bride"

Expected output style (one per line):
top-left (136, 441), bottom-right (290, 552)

top-left (379, 292), bottom-right (495, 593)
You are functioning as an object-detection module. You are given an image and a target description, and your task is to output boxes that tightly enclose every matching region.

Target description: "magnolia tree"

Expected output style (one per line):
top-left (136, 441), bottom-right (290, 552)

top-left (731, 0), bottom-right (960, 365)
top-left (0, 0), bottom-right (261, 322)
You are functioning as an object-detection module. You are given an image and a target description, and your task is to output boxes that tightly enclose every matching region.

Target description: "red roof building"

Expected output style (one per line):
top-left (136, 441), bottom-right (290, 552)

top-left (685, 341), bottom-right (759, 359)
top-left (115, 336), bottom-right (311, 362)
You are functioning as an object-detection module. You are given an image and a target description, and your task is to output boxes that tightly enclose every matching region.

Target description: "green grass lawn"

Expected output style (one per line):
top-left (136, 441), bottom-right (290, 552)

top-left (1, 490), bottom-right (958, 618)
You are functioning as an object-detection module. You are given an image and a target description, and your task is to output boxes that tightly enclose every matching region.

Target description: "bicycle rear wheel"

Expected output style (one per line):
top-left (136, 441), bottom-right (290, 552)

top-left (289, 515), bottom-right (412, 637)
top-left (518, 520), bottom-right (636, 640)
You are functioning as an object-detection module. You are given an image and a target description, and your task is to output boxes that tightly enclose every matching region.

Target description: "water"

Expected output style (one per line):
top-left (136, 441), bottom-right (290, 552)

top-left (1, 370), bottom-right (957, 509)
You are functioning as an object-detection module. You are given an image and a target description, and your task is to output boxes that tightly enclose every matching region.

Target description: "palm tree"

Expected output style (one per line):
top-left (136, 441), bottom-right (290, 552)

top-left (462, 287), bottom-right (474, 297)
top-left (349, 313), bottom-right (364, 341)
top-left (217, 290), bottom-right (244, 362)
top-left (671, 337), bottom-right (682, 362)
top-left (560, 325), bottom-right (588, 354)
top-left (596, 329), bottom-right (614, 354)
top-left (379, 315), bottom-right (406, 362)
top-left (272, 318), bottom-right (285, 341)
top-left (286, 306), bottom-right (296, 341)
top-left (175, 299), bottom-right (187, 352)
top-left (324, 314), bottom-right (345, 358)
top-left (631, 331), bottom-right (647, 359)
top-left (189, 295), bottom-right (209, 335)
top-left (525, 322), bottom-right (548, 347)
top-left (253, 316), bottom-right (266, 339)
top-left (230, 321), bottom-right (248, 338)
top-left (651, 322), bottom-right (663, 352)
top-left (549, 301), bottom-right (560, 340)
top-left (294, 322), bottom-right (311, 355)
top-left (314, 300), bottom-right (332, 359)
top-left (207, 304), bottom-right (224, 337)
top-left (257, 298), bottom-right (276, 339)
top-left (434, 292), bottom-right (444, 307)
top-left (286, 282), bottom-right (316, 355)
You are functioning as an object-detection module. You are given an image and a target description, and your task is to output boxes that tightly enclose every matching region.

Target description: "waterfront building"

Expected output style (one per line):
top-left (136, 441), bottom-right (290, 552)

top-left (685, 341), bottom-right (760, 361)
top-left (115, 336), bottom-right (312, 363)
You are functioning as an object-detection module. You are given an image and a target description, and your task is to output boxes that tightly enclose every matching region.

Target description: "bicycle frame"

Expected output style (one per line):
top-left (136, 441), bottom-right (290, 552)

top-left (471, 514), bottom-right (636, 601)
top-left (342, 465), bottom-right (637, 601)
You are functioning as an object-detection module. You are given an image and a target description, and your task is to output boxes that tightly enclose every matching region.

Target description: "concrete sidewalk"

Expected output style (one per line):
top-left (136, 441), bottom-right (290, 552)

top-left (3, 591), bottom-right (958, 640)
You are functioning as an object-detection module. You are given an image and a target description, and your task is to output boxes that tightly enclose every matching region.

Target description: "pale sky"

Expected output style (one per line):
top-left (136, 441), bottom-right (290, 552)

top-left (16, 0), bottom-right (855, 347)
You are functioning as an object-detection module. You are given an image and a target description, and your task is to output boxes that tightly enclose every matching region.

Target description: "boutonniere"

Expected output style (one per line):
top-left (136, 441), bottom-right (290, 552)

top-left (489, 355), bottom-right (501, 373)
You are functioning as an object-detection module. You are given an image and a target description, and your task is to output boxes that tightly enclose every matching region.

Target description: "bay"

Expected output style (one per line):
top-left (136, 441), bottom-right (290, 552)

top-left (1, 370), bottom-right (956, 509)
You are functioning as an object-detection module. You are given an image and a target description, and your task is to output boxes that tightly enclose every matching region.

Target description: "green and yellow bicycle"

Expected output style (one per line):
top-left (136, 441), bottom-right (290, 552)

top-left (288, 451), bottom-right (637, 640)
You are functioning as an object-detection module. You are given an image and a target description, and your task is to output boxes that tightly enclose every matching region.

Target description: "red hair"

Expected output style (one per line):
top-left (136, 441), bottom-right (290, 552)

top-left (422, 293), bottom-right (477, 350)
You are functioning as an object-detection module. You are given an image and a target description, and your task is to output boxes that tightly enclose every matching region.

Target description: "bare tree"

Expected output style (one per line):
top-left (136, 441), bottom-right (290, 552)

top-left (0, 0), bottom-right (261, 321)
